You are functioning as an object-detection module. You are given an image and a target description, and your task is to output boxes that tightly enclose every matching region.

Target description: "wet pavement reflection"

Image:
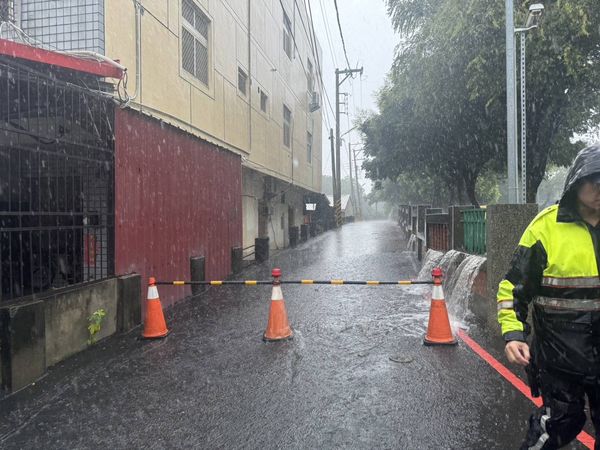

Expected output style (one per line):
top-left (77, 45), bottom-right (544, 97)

top-left (0, 221), bottom-right (585, 449)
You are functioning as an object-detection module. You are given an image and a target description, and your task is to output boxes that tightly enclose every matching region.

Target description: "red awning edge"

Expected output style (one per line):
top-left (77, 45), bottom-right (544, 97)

top-left (0, 38), bottom-right (124, 79)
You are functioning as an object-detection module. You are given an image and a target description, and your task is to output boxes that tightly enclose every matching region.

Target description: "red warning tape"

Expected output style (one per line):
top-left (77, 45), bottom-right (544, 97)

top-left (457, 329), bottom-right (595, 449)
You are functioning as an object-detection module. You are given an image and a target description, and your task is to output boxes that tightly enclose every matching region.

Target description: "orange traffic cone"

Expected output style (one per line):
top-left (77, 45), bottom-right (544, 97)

top-left (263, 268), bottom-right (293, 341)
top-left (423, 267), bottom-right (457, 346)
top-left (142, 277), bottom-right (169, 339)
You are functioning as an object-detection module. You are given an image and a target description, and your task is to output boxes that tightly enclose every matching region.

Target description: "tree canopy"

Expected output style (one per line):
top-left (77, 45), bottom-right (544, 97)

top-left (361, 0), bottom-right (600, 205)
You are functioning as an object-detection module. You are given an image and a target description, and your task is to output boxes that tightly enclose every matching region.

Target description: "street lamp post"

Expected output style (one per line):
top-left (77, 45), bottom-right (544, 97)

top-left (505, 0), bottom-right (518, 204)
top-left (514, 3), bottom-right (544, 204)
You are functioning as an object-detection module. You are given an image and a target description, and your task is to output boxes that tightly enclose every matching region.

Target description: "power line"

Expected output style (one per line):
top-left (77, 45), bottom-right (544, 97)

top-left (293, 0), bottom-right (335, 130)
top-left (277, 0), bottom-right (334, 128)
top-left (304, 0), bottom-right (336, 122)
top-left (332, 0), bottom-right (351, 69)
top-left (317, 0), bottom-right (338, 69)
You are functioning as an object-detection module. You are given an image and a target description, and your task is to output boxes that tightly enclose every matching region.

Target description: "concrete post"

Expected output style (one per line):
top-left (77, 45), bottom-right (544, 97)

top-left (289, 226), bottom-right (299, 248)
top-left (0, 301), bottom-right (46, 393)
top-left (255, 237), bottom-right (270, 263)
top-left (117, 273), bottom-right (142, 333)
top-left (190, 256), bottom-right (206, 296)
top-left (231, 247), bottom-right (243, 275)
top-left (300, 224), bottom-right (309, 242)
top-left (486, 204), bottom-right (538, 301)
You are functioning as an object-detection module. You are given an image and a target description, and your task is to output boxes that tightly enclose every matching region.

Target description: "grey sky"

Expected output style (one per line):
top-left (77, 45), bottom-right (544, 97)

top-left (310, 0), bottom-right (397, 190)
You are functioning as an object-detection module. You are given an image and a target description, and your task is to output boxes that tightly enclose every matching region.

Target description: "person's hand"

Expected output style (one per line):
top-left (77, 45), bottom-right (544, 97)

top-left (505, 340), bottom-right (530, 366)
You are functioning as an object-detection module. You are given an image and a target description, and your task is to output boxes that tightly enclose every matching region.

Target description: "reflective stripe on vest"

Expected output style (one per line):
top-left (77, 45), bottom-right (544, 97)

top-left (497, 301), bottom-right (514, 311)
top-left (534, 296), bottom-right (600, 311)
top-left (541, 276), bottom-right (600, 289)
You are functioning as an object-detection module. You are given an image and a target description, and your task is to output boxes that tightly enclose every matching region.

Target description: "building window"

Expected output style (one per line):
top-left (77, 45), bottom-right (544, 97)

top-left (283, 105), bottom-right (292, 148)
top-left (307, 132), bottom-right (313, 164)
top-left (182, 0), bottom-right (210, 86)
top-left (238, 67), bottom-right (247, 96)
top-left (307, 59), bottom-right (314, 92)
top-left (283, 10), bottom-right (292, 59)
top-left (260, 89), bottom-right (268, 113)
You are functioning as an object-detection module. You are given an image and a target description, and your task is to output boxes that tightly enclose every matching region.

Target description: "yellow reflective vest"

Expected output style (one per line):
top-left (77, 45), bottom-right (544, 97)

top-left (497, 204), bottom-right (600, 376)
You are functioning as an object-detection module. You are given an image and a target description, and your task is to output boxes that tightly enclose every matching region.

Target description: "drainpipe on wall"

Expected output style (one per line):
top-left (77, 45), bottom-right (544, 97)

top-left (126, 0), bottom-right (143, 107)
top-left (247, 0), bottom-right (252, 155)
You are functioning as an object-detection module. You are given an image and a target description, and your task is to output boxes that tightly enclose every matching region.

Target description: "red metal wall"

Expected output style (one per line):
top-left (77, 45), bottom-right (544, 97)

top-left (114, 108), bottom-right (242, 308)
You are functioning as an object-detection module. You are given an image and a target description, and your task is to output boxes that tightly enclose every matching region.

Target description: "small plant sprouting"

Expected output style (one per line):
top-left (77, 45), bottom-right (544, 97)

top-left (87, 308), bottom-right (107, 345)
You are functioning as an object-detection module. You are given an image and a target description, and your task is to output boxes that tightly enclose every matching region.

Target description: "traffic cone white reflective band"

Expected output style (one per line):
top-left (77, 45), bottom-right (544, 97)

top-left (147, 285), bottom-right (159, 300)
top-left (423, 271), bottom-right (457, 346)
top-left (142, 278), bottom-right (169, 339)
top-left (272, 285), bottom-right (284, 301)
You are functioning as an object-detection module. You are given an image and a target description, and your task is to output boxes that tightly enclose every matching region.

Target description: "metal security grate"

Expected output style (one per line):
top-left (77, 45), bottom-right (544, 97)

top-left (182, 0), bottom-right (209, 85)
top-left (260, 89), bottom-right (268, 113)
top-left (283, 10), bottom-right (292, 59)
top-left (237, 67), bottom-right (247, 96)
top-left (19, 0), bottom-right (105, 54)
top-left (0, 61), bottom-right (115, 303)
top-left (0, 0), bottom-right (15, 22)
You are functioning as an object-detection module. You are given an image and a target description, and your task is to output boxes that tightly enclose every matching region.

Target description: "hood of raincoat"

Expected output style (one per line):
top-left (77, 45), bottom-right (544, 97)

top-left (558, 143), bottom-right (600, 219)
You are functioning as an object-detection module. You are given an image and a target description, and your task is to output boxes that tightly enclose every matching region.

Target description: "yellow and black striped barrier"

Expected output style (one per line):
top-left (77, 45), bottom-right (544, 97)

top-left (155, 279), bottom-right (433, 286)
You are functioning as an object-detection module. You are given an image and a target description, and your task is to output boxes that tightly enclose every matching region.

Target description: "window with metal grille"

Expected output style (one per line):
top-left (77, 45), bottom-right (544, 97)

top-left (238, 67), bottom-right (247, 96)
top-left (19, 0), bottom-right (106, 54)
top-left (283, 10), bottom-right (292, 59)
top-left (307, 132), bottom-right (313, 164)
top-left (260, 89), bottom-right (268, 113)
top-left (307, 59), bottom-right (314, 92)
top-left (0, 62), bottom-right (115, 304)
top-left (0, 0), bottom-right (15, 22)
top-left (283, 105), bottom-right (292, 148)
top-left (182, 0), bottom-right (210, 86)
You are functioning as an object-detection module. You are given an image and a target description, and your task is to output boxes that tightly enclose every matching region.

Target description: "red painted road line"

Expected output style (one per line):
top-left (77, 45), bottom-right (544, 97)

top-left (457, 329), bottom-right (596, 450)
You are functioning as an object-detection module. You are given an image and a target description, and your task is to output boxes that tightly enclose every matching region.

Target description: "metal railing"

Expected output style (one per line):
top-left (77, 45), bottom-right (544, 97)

top-left (0, 61), bottom-right (115, 302)
top-left (463, 209), bottom-right (486, 255)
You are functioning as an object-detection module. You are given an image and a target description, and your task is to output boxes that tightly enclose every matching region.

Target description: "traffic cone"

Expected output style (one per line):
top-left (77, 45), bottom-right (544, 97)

top-left (423, 267), bottom-right (457, 346)
top-left (142, 277), bottom-right (169, 339)
top-left (263, 268), bottom-right (293, 341)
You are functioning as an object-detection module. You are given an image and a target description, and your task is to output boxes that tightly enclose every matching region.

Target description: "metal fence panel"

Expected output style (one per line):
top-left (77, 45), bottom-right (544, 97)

top-left (0, 61), bottom-right (115, 303)
top-left (463, 209), bottom-right (486, 255)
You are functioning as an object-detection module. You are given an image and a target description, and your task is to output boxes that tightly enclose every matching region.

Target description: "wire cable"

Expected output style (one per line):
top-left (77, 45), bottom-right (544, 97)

top-left (332, 0), bottom-right (351, 69)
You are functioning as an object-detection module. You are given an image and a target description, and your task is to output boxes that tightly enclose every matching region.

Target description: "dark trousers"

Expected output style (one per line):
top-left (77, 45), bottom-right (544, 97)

top-left (521, 370), bottom-right (600, 449)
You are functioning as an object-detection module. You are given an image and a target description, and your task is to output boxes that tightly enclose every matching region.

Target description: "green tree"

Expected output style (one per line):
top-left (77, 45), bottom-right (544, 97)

top-left (362, 0), bottom-right (600, 204)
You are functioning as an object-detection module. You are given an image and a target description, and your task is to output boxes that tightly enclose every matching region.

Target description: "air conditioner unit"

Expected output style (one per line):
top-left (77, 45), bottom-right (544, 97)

top-left (309, 91), bottom-right (321, 112)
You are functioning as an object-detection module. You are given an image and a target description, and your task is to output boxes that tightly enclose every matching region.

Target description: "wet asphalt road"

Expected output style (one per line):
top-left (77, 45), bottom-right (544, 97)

top-left (0, 221), bottom-right (588, 449)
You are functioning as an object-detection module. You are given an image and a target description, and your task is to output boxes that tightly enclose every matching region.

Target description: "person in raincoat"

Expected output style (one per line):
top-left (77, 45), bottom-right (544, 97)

top-left (498, 143), bottom-right (600, 450)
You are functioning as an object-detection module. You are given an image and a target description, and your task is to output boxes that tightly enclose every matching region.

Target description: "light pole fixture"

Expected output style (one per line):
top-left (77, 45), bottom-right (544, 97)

top-left (515, 3), bottom-right (544, 203)
top-left (505, 0), bottom-right (518, 204)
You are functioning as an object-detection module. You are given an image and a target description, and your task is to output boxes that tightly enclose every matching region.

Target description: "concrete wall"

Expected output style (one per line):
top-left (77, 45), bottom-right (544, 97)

top-left (45, 279), bottom-right (118, 366)
top-left (1, 275), bottom-right (141, 393)
top-left (104, 0), bottom-right (322, 194)
top-left (486, 204), bottom-right (538, 303)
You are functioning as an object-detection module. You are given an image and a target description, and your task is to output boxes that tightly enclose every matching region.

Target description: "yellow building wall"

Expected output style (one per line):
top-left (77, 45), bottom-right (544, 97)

top-left (105, 0), bottom-right (322, 193)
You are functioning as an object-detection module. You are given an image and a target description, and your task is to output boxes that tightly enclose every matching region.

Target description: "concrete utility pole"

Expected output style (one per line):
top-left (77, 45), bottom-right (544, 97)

top-left (505, 0), bottom-right (519, 203)
top-left (348, 141), bottom-right (356, 220)
top-left (335, 67), bottom-right (363, 226)
top-left (352, 145), bottom-right (362, 220)
top-left (329, 128), bottom-right (337, 217)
